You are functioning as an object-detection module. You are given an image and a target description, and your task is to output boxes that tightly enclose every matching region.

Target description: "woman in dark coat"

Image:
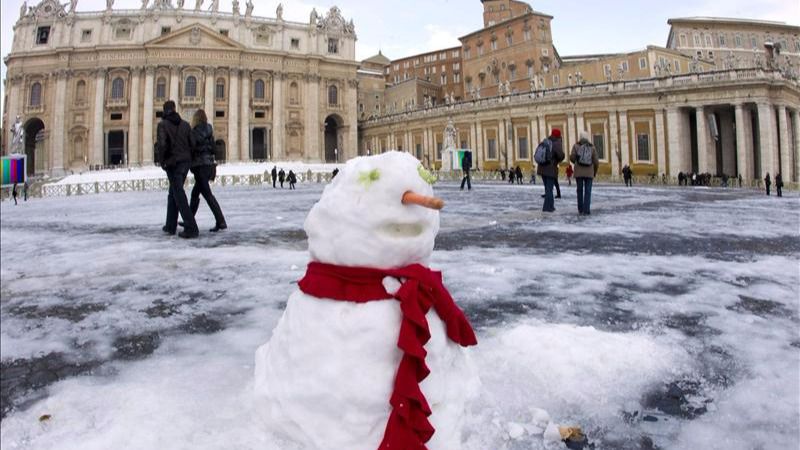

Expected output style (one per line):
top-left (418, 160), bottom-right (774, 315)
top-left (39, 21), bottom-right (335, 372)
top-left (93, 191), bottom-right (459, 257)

top-left (189, 109), bottom-right (227, 232)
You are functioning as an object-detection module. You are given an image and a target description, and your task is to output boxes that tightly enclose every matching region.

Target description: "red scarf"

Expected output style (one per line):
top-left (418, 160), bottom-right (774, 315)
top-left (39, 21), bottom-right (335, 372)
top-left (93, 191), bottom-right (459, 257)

top-left (298, 262), bottom-right (478, 450)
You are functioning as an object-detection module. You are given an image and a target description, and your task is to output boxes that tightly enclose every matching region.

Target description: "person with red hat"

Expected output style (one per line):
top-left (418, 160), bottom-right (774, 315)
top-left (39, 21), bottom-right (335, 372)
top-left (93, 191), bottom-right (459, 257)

top-left (536, 128), bottom-right (565, 212)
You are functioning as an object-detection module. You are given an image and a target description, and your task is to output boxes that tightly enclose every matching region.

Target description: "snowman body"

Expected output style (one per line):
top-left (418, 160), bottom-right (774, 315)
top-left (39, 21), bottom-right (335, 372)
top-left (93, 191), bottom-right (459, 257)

top-left (254, 152), bottom-right (478, 449)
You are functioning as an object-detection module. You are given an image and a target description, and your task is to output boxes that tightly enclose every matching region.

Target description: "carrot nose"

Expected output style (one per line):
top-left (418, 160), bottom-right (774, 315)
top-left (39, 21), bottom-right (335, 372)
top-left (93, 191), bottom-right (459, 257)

top-left (402, 191), bottom-right (445, 210)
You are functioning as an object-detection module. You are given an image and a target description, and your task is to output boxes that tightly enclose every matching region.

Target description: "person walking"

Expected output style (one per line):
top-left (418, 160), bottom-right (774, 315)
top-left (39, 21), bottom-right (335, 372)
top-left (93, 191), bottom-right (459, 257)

top-left (188, 109), bottom-right (227, 232)
top-left (515, 166), bottom-right (523, 185)
top-left (764, 172), bottom-right (771, 196)
top-left (622, 165), bottom-right (633, 187)
top-left (12, 183), bottom-right (18, 205)
top-left (271, 166), bottom-right (278, 188)
top-left (565, 163), bottom-right (574, 186)
top-left (570, 131), bottom-right (600, 215)
top-left (157, 100), bottom-right (199, 239)
top-left (738, 174), bottom-right (743, 188)
top-left (287, 170), bottom-right (297, 190)
top-left (460, 151), bottom-right (472, 190)
top-left (278, 168), bottom-right (286, 188)
top-left (508, 167), bottom-right (515, 184)
top-left (536, 129), bottom-right (565, 212)
top-left (775, 172), bottom-right (783, 197)
top-left (23, 180), bottom-right (28, 201)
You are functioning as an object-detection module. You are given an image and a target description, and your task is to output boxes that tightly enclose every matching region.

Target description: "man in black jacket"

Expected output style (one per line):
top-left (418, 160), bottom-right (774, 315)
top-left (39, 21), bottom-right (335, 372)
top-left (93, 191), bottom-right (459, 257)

top-left (271, 166), bottom-right (277, 188)
top-left (536, 129), bottom-right (565, 212)
top-left (157, 101), bottom-right (199, 238)
top-left (460, 151), bottom-right (472, 190)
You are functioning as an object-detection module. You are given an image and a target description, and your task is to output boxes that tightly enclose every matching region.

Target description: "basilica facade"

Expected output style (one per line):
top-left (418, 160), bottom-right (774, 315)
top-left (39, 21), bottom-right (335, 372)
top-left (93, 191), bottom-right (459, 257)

top-left (2, 0), bottom-right (359, 176)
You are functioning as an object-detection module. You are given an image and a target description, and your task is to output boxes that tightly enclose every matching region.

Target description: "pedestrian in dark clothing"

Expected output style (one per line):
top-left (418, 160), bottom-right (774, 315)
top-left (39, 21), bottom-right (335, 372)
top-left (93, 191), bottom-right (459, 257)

top-left (536, 129), bottom-right (565, 212)
top-left (738, 174), bottom-right (743, 187)
top-left (569, 130), bottom-right (600, 215)
top-left (157, 100), bottom-right (199, 238)
top-left (764, 172), bottom-right (771, 196)
top-left (288, 170), bottom-right (297, 190)
top-left (23, 180), bottom-right (28, 201)
top-left (271, 166), bottom-right (278, 188)
top-left (508, 168), bottom-right (515, 184)
top-left (515, 166), bottom-right (523, 184)
top-left (623, 165), bottom-right (633, 187)
top-left (188, 109), bottom-right (226, 233)
top-left (332, 168), bottom-right (339, 179)
top-left (460, 151), bottom-right (472, 190)
top-left (678, 172), bottom-right (684, 186)
top-left (12, 183), bottom-right (18, 205)
top-left (500, 168), bottom-right (506, 181)
top-left (775, 173), bottom-right (783, 197)
top-left (278, 168), bottom-right (286, 188)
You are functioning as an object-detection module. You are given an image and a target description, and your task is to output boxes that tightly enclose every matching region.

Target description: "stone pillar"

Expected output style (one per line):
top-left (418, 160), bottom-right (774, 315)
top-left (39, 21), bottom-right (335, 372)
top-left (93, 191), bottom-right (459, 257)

top-left (6, 76), bottom-right (22, 153)
top-left (530, 117), bottom-right (540, 150)
top-left (92, 69), bottom-right (106, 166)
top-left (169, 65), bottom-right (180, 106)
top-left (618, 110), bottom-right (629, 170)
top-left (655, 109), bottom-right (666, 176)
top-left (239, 69), bottom-right (250, 161)
top-left (51, 70), bottom-right (69, 175)
top-left (576, 113), bottom-right (586, 138)
top-left (567, 112), bottom-right (577, 151)
top-left (756, 102), bottom-right (777, 178)
top-left (475, 121), bottom-right (483, 169)
top-left (142, 67), bottom-right (155, 165)
top-left (498, 119), bottom-right (507, 167)
top-left (346, 79), bottom-right (358, 161)
top-left (128, 67), bottom-right (141, 166)
top-left (272, 72), bottom-right (284, 160)
top-left (609, 110), bottom-right (620, 177)
top-left (735, 104), bottom-right (750, 180)
top-left (204, 66), bottom-right (215, 119)
top-left (719, 109), bottom-right (736, 176)
top-left (305, 74), bottom-right (320, 162)
top-left (792, 110), bottom-right (800, 182)
top-left (227, 68), bottom-right (239, 161)
top-left (696, 106), bottom-right (709, 174)
top-left (777, 105), bottom-right (790, 181)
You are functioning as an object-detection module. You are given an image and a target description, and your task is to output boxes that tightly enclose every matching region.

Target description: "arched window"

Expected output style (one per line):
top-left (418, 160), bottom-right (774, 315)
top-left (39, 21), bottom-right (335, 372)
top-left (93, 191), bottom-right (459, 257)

top-left (290, 82), bottom-right (299, 104)
top-left (155, 77), bottom-right (166, 99)
top-left (184, 75), bottom-right (197, 97)
top-left (111, 77), bottom-right (124, 99)
top-left (215, 78), bottom-right (226, 100)
top-left (254, 79), bottom-right (265, 99)
top-left (328, 85), bottom-right (338, 106)
top-left (30, 82), bottom-right (42, 106)
top-left (75, 80), bottom-right (86, 104)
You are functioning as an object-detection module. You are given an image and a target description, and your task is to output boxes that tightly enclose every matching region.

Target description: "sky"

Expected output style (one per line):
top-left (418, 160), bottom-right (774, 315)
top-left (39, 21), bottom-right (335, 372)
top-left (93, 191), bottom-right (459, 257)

top-left (1, 0), bottom-right (799, 119)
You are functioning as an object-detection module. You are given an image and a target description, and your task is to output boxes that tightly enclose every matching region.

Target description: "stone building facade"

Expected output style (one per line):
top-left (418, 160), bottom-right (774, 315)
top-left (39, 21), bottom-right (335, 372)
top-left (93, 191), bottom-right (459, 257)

top-left (2, 0), bottom-right (359, 176)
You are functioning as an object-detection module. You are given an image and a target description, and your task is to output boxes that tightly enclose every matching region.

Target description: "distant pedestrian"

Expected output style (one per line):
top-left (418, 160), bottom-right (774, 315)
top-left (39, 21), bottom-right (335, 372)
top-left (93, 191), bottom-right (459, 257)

top-left (678, 172), bottom-right (685, 186)
top-left (287, 170), bottom-right (297, 190)
top-left (565, 164), bottom-right (574, 186)
top-left (536, 128), bottom-right (565, 212)
top-left (271, 166), bottom-right (278, 188)
top-left (460, 151), bottom-right (472, 191)
top-left (332, 168), bottom-right (339, 179)
top-left (23, 180), bottom-right (28, 201)
top-left (569, 130), bottom-right (599, 215)
top-left (764, 172), bottom-right (771, 196)
top-left (12, 183), bottom-right (18, 205)
top-left (530, 172), bottom-right (536, 184)
top-left (499, 168), bottom-right (506, 181)
top-left (508, 168), bottom-right (515, 184)
top-left (738, 174), bottom-right (742, 188)
top-left (188, 109), bottom-right (226, 233)
top-left (775, 173), bottom-right (783, 197)
top-left (278, 168), bottom-right (286, 188)
top-left (623, 165), bottom-right (633, 187)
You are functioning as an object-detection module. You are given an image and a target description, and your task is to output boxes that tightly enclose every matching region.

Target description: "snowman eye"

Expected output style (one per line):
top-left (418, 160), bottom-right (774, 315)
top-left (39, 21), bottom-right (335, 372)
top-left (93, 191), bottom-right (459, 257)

top-left (358, 168), bottom-right (381, 188)
top-left (417, 165), bottom-right (436, 185)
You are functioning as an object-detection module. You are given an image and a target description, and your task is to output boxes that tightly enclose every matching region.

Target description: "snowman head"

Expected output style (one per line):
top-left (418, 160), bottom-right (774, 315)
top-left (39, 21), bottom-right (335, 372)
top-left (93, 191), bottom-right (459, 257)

top-left (304, 151), bottom-right (442, 269)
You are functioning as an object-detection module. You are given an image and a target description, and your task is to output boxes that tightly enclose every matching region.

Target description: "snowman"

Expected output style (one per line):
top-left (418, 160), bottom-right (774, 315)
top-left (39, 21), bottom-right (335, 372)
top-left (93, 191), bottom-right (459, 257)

top-left (254, 151), bottom-right (479, 450)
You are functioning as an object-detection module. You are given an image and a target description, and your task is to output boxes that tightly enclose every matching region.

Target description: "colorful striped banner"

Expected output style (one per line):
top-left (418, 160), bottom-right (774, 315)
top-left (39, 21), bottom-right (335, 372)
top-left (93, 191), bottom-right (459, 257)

top-left (1, 156), bottom-right (26, 186)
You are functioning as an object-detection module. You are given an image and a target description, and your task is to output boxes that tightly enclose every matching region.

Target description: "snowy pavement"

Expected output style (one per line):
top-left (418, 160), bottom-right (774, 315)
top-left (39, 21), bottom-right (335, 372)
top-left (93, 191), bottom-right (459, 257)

top-left (1, 182), bottom-right (798, 449)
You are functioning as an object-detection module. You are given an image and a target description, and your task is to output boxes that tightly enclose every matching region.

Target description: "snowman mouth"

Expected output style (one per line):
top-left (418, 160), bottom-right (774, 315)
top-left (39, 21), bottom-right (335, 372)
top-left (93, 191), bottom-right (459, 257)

top-left (380, 222), bottom-right (426, 238)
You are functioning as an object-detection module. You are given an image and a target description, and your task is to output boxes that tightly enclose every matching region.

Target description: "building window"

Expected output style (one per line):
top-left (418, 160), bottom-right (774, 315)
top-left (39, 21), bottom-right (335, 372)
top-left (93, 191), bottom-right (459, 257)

top-left (111, 77), bottom-right (124, 99)
top-left (184, 76), bottom-right (197, 97)
top-left (161, 27), bottom-right (171, 35)
top-left (415, 143), bottom-right (422, 160)
top-left (291, 38), bottom-right (300, 49)
top-left (552, 74), bottom-right (560, 86)
top-left (719, 33), bottom-right (726, 47)
top-left (290, 82), bottom-right (299, 104)
top-left (215, 110), bottom-right (225, 118)
top-left (486, 135), bottom-right (497, 159)
top-left (81, 29), bottom-right (93, 42)
top-left (441, 74), bottom-right (447, 85)
top-left (507, 34), bottom-right (513, 46)
top-left (110, 113), bottom-right (122, 120)
top-left (454, 73), bottom-right (460, 83)
top-left (509, 66), bottom-right (516, 79)
top-left (37, 26), bottom-right (51, 45)
top-left (621, 61), bottom-right (629, 72)
top-left (29, 82), bottom-right (42, 106)
top-left (636, 133), bottom-right (650, 161)
top-left (219, 29), bottom-right (229, 37)
top-left (328, 38), bottom-right (339, 54)
top-left (735, 34), bottom-right (743, 48)
top-left (679, 34), bottom-right (687, 47)
top-left (465, 48), bottom-right (471, 58)
top-left (704, 34), bottom-right (712, 47)
top-left (115, 26), bottom-right (131, 40)
top-left (524, 29), bottom-right (531, 41)
top-left (693, 33), bottom-right (701, 47)
top-left (215, 78), bottom-right (225, 100)
top-left (604, 64), bottom-right (612, 77)
top-left (436, 142), bottom-right (443, 160)
top-left (328, 85), bottom-right (338, 105)
top-left (254, 111), bottom-right (265, 119)
top-left (639, 57), bottom-right (647, 69)
top-left (491, 40), bottom-right (498, 51)
top-left (517, 135), bottom-right (529, 159)
top-left (75, 80), bottom-right (86, 104)
top-left (254, 79), bottom-right (265, 99)
top-left (674, 60), bottom-right (681, 73)
top-left (708, 51), bottom-right (714, 60)
top-left (593, 133), bottom-right (605, 159)
top-left (156, 77), bottom-right (166, 99)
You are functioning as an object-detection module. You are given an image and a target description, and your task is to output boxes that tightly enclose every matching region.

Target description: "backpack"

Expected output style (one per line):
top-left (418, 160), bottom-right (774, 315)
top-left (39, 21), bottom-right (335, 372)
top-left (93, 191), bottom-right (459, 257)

top-left (576, 143), bottom-right (593, 166)
top-left (533, 138), bottom-right (553, 165)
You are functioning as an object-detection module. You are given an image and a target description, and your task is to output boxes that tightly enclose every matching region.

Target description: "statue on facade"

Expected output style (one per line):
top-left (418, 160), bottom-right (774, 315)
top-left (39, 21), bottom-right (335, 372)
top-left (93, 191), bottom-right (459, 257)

top-left (504, 80), bottom-right (511, 95)
top-left (176, 0), bottom-right (184, 9)
top-left (69, 0), bottom-right (78, 14)
top-left (529, 77), bottom-right (536, 92)
top-left (276, 3), bottom-right (283, 20)
top-left (11, 116), bottom-right (25, 154)
top-left (141, 0), bottom-right (149, 9)
top-left (232, 0), bottom-right (239, 14)
top-left (194, 0), bottom-right (203, 11)
top-left (106, 0), bottom-right (114, 11)
top-left (245, 0), bottom-right (254, 17)
top-left (20, 1), bottom-right (27, 20)
top-left (475, 86), bottom-right (481, 99)
top-left (208, 0), bottom-right (218, 12)
top-left (310, 7), bottom-right (318, 25)
top-left (443, 118), bottom-right (457, 152)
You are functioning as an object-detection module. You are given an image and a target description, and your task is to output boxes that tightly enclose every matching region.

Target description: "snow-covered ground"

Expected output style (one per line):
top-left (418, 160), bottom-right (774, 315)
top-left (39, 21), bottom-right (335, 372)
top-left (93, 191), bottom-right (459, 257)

top-left (1, 181), bottom-right (798, 449)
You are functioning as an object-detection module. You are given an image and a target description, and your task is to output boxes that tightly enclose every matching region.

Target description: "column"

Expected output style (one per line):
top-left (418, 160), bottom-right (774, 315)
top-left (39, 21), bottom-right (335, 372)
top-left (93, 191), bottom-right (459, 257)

top-left (498, 119), bottom-right (507, 167)
top-left (227, 68), bottom-right (239, 161)
top-left (719, 110), bottom-right (736, 176)
top-left (142, 67), bottom-right (155, 165)
top-left (204, 66), bottom-right (215, 118)
top-left (567, 112), bottom-right (577, 150)
top-left (792, 110), bottom-right (800, 183)
top-left (169, 65), bottom-right (180, 105)
top-left (272, 72), bottom-right (284, 160)
top-left (50, 70), bottom-right (68, 176)
top-left (609, 110), bottom-right (620, 177)
top-left (666, 107), bottom-right (684, 176)
top-left (128, 67), bottom-right (141, 166)
top-left (5, 76), bottom-right (21, 153)
top-left (239, 69), bottom-right (250, 161)
top-left (655, 109), bottom-right (666, 176)
top-left (92, 69), bottom-right (106, 166)
top-left (618, 110), bottom-right (629, 170)
top-left (346, 79), bottom-right (358, 161)
top-left (474, 121), bottom-right (483, 169)
top-left (530, 117), bottom-right (540, 149)
top-left (756, 102), bottom-right (777, 177)
top-left (735, 104), bottom-right (750, 180)
top-left (304, 74), bottom-right (320, 162)
top-left (576, 113), bottom-right (586, 137)
top-left (696, 106), bottom-right (708, 174)
top-left (777, 105), bottom-right (790, 181)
